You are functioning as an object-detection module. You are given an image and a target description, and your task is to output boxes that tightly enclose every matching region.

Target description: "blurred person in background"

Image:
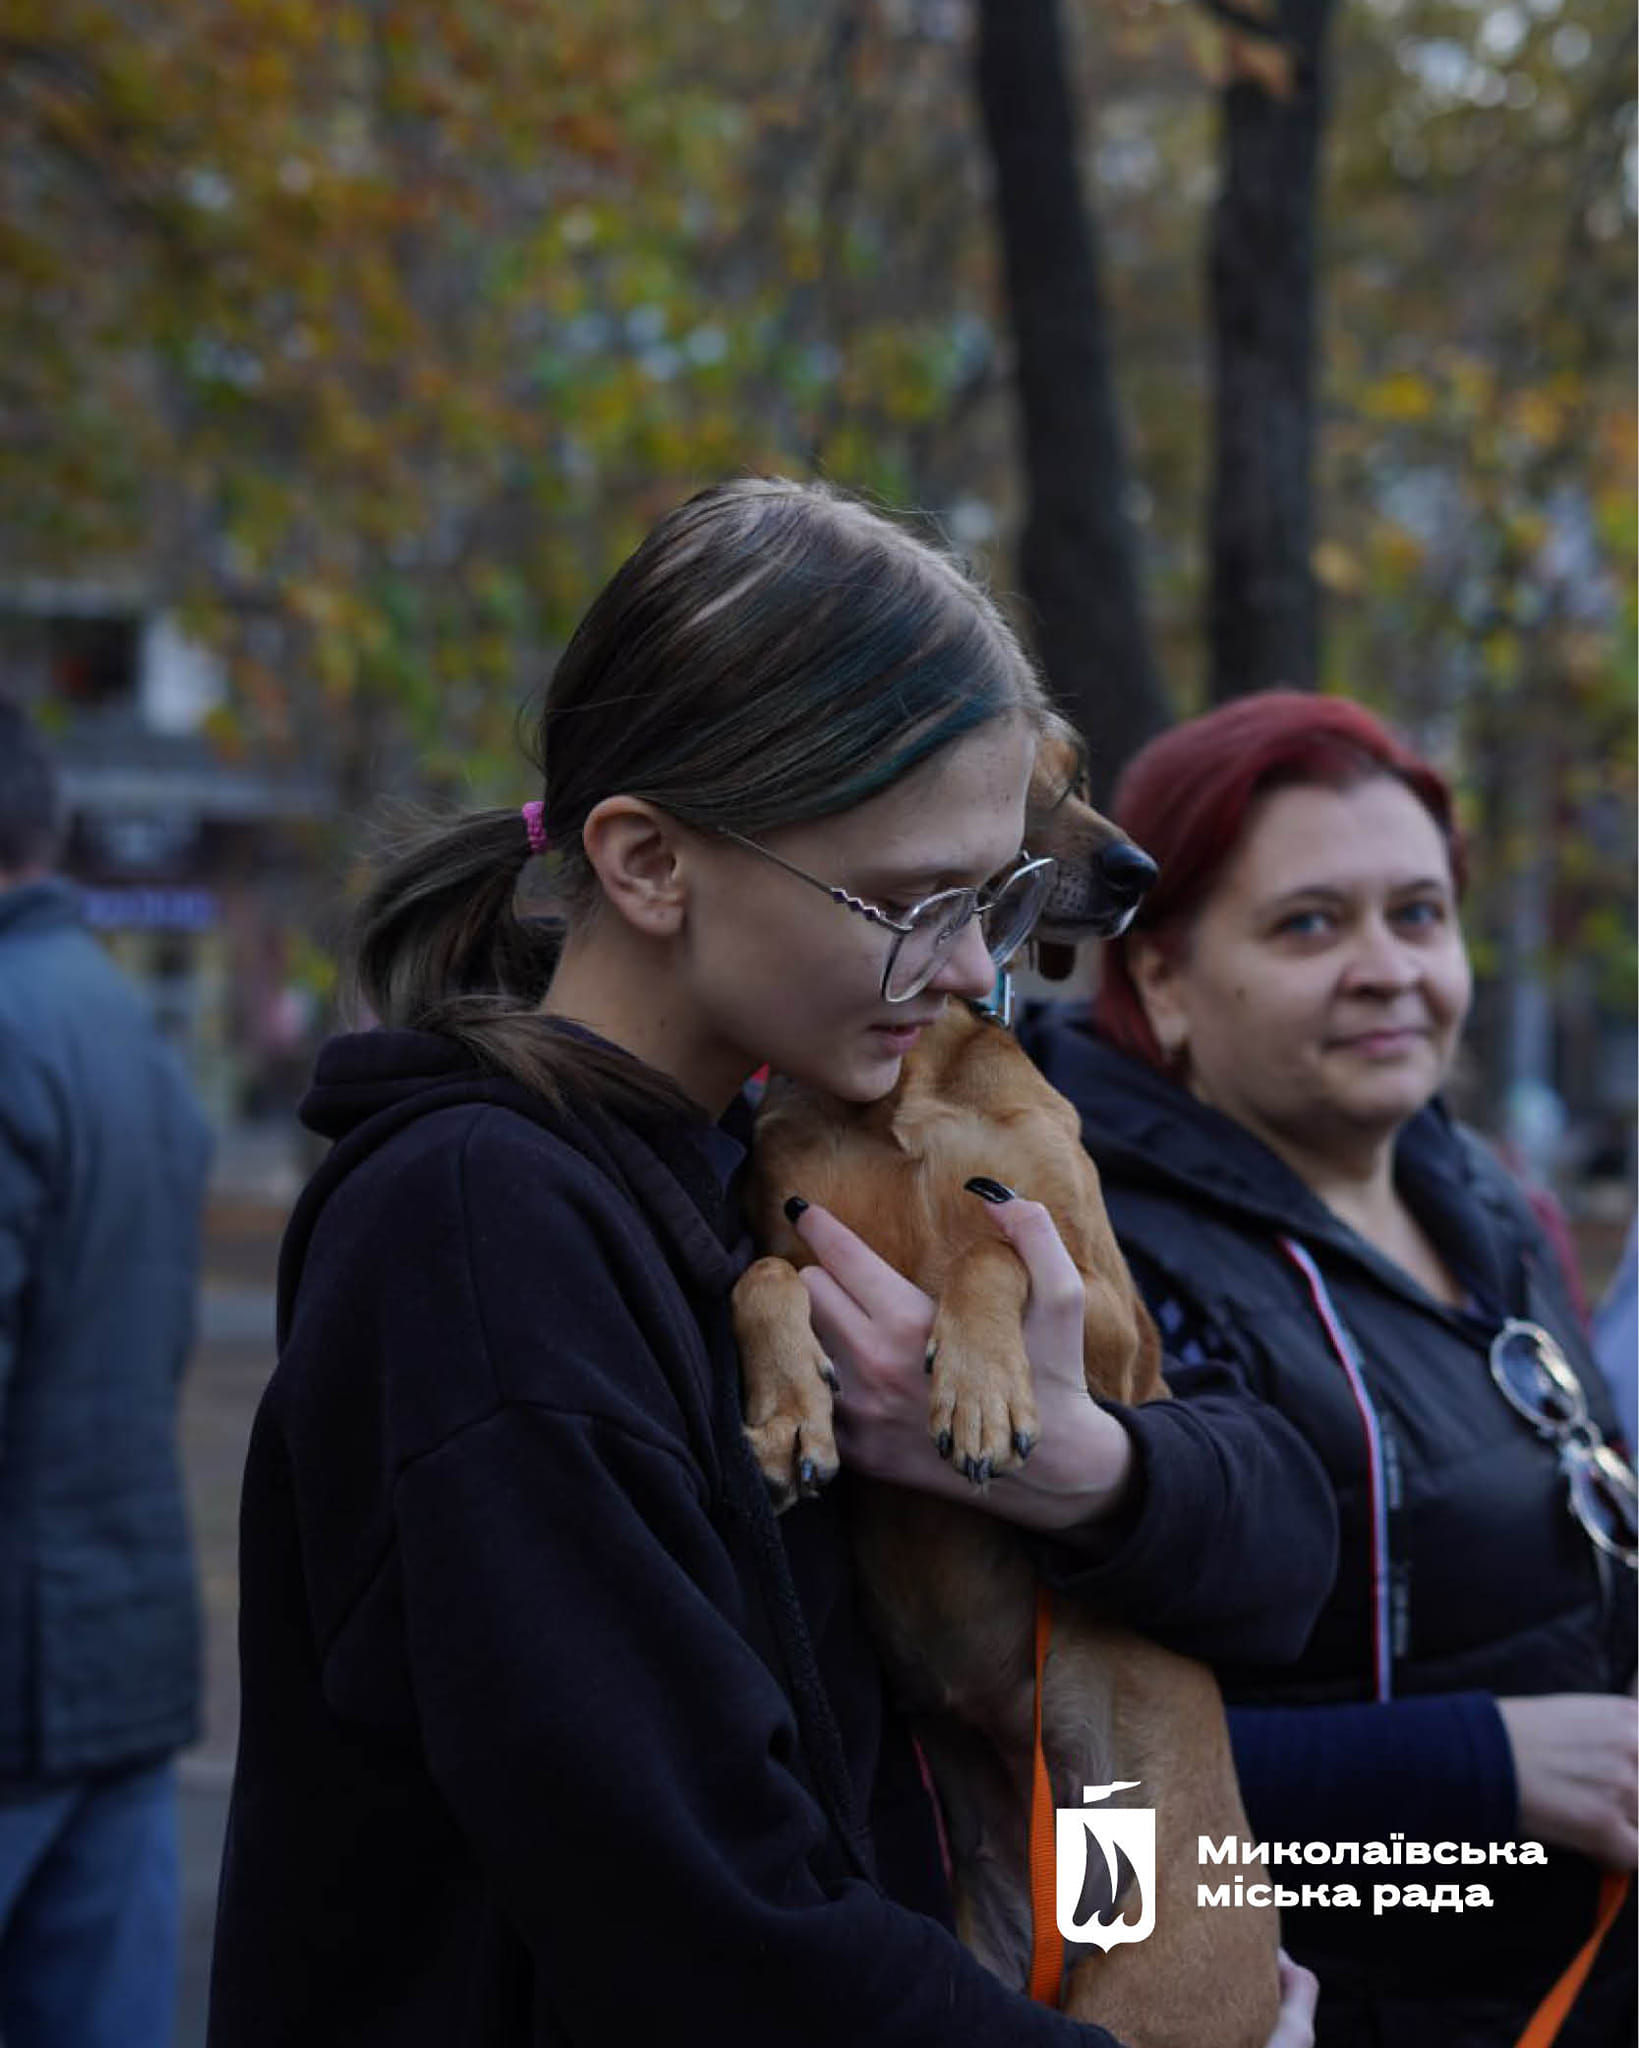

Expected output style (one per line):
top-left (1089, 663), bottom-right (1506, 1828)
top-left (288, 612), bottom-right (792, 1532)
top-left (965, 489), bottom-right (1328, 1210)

top-left (0, 701), bottom-right (212, 2047)
top-left (1020, 691), bottom-right (1636, 2048)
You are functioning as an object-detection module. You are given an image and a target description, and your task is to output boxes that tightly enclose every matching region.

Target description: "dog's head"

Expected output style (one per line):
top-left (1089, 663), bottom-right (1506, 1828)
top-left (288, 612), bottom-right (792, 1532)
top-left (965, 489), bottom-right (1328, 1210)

top-left (1025, 719), bottom-right (1157, 948)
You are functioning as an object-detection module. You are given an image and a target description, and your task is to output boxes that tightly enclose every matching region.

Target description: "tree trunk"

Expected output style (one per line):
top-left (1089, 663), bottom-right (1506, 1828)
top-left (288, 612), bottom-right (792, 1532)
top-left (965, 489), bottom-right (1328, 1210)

top-left (1206, 0), bottom-right (1336, 700)
top-left (975, 0), bottom-right (1169, 805)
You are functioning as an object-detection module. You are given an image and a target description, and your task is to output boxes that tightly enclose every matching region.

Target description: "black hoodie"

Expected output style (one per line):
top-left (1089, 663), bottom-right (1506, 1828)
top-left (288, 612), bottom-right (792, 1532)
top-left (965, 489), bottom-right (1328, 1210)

top-left (208, 1027), bottom-right (1332, 2047)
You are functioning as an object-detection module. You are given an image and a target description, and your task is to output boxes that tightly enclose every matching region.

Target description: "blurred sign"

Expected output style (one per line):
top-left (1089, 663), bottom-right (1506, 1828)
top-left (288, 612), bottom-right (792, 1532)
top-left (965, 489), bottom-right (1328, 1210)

top-left (81, 887), bottom-right (217, 932)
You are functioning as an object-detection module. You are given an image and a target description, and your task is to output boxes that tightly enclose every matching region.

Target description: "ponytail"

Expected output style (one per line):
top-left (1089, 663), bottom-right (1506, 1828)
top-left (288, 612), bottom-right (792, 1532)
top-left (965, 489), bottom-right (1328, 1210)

top-left (354, 808), bottom-right (553, 1024)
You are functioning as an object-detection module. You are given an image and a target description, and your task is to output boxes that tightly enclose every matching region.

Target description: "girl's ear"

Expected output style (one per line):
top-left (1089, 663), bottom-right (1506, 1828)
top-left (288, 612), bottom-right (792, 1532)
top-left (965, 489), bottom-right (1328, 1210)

top-left (580, 797), bottom-right (687, 938)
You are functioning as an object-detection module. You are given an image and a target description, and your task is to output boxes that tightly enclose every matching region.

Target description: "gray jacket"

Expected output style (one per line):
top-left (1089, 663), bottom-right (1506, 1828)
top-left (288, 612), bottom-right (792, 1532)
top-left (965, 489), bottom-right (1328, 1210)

top-left (0, 879), bottom-right (210, 1780)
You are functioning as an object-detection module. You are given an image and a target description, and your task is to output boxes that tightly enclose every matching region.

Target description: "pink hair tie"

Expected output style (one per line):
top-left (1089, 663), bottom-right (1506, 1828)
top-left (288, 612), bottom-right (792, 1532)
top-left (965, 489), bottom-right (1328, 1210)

top-left (521, 799), bottom-right (550, 855)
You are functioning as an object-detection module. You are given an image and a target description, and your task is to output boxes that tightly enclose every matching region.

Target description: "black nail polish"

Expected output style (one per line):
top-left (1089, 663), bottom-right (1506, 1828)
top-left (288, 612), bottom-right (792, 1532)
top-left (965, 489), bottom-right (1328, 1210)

top-left (964, 1176), bottom-right (1016, 1204)
top-left (783, 1195), bottom-right (809, 1223)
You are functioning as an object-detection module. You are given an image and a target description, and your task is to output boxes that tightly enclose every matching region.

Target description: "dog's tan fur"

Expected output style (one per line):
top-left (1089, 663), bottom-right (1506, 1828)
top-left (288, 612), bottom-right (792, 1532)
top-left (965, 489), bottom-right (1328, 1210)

top-left (731, 730), bottom-right (1279, 2045)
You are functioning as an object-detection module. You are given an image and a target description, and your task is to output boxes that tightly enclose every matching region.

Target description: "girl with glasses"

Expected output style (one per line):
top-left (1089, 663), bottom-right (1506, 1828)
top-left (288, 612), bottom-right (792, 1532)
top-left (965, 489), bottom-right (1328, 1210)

top-left (1021, 692), bottom-right (1636, 2048)
top-left (208, 481), bottom-right (1327, 2047)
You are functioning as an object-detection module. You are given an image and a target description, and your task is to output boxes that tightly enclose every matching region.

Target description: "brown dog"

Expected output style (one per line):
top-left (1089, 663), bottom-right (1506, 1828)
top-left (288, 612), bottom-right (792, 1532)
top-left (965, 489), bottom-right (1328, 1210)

top-left (731, 725), bottom-right (1279, 2046)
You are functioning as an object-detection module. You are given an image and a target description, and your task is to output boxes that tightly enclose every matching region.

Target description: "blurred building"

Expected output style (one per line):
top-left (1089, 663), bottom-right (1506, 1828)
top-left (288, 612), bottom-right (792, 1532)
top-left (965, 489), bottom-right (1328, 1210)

top-left (0, 584), bottom-right (331, 1129)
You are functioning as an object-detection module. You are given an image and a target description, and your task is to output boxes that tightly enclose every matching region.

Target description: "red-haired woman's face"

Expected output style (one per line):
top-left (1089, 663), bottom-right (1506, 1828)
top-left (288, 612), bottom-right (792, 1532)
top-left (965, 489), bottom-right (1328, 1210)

top-left (1130, 777), bottom-right (1471, 1164)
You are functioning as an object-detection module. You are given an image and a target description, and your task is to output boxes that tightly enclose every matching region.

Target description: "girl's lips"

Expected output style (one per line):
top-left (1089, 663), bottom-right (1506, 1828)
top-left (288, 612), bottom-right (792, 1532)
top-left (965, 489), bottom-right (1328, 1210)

top-left (869, 1022), bottom-right (927, 1051)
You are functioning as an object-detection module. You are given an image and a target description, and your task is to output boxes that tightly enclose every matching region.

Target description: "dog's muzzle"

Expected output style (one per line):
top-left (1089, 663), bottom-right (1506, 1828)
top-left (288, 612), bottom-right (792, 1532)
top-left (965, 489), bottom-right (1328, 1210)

top-left (1038, 838), bottom-right (1158, 942)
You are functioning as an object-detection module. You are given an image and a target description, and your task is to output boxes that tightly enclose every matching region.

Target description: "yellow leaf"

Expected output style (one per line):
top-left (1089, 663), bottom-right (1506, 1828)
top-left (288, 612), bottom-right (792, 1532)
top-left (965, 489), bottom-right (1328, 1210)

top-left (1365, 372), bottom-right (1435, 424)
top-left (1509, 390), bottom-right (1563, 447)
top-left (1312, 540), bottom-right (1366, 596)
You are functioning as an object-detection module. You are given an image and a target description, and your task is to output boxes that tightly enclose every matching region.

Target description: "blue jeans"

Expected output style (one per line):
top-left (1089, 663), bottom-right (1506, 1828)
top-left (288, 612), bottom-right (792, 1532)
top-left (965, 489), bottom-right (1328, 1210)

top-left (0, 1760), bottom-right (179, 2048)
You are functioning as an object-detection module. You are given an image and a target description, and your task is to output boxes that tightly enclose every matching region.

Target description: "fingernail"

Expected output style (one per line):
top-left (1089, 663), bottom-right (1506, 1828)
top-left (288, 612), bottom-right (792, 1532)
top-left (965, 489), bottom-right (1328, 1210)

top-left (964, 1176), bottom-right (1016, 1204)
top-left (784, 1195), bottom-right (809, 1223)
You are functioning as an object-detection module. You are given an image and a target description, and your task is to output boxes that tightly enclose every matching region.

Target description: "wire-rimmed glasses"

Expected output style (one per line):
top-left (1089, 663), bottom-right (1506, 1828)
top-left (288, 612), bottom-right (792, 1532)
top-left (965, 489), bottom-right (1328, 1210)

top-left (1489, 1318), bottom-right (1638, 1570)
top-left (714, 828), bottom-right (1057, 1003)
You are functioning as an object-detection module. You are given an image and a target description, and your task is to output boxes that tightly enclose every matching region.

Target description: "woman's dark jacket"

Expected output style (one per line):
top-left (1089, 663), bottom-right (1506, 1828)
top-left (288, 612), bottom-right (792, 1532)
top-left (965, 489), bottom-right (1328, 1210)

top-left (1020, 1007), bottom-right (1636, 2048)
top-left (208, 1026), bottom-right (1336, 2047)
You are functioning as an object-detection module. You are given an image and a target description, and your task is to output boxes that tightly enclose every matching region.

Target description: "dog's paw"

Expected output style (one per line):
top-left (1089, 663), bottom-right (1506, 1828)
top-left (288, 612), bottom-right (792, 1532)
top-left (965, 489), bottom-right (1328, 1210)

top-left (926, 1333), bottom-right (1038, 1487)
top-left (742, 1339), bottom-right (840, 1511)
top-left (731, 1256), bottom-right (841, 1511)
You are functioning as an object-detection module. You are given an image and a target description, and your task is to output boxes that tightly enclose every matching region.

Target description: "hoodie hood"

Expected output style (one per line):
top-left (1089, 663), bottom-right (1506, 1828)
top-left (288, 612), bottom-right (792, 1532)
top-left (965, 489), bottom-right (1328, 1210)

top-left (299, 1027), bottom-right (477, 1142)
top-left (283, 1025), bottom-right (751, 1350)
top-left (1017, 1000), bottom-right (1522, 1317)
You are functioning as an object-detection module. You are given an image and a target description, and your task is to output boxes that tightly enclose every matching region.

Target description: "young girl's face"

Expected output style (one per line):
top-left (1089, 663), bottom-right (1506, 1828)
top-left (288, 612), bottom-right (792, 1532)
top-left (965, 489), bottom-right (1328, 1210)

top-left (678, 714), bottom-right (1036, 1105)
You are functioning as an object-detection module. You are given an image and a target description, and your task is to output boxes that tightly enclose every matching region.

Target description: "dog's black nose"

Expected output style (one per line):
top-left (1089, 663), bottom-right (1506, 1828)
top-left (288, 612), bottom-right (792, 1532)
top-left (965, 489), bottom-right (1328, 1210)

top-left (1097, 839), bottom-right (1158, 904)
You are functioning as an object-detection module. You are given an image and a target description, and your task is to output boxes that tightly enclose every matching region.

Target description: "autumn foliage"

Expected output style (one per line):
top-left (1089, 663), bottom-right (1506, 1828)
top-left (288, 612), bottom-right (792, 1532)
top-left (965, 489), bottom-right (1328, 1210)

top-left (1, 0), bottom-right (1632, 1043)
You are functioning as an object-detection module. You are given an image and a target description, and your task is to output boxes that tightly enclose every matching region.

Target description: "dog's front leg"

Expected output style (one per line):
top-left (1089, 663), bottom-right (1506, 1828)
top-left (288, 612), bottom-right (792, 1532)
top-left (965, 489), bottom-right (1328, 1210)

top-left (926, 1239), bottom-right (1037, 1484)
top-left (730, 1257), bottom-right (840, 1511)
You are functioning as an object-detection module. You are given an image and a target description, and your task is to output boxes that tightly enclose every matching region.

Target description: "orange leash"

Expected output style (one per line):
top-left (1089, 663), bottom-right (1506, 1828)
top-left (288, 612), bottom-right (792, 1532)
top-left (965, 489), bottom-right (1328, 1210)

top-left (1512, 1868), bottom-right (1630, 2048)
top-left (1027, 1586), bottom-right (1065, 2005)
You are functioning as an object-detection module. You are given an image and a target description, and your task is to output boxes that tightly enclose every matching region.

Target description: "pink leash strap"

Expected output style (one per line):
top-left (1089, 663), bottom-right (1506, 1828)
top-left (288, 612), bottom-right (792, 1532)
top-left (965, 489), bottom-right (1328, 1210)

top-left (1278, 1237), bottom-right (1395, 1702)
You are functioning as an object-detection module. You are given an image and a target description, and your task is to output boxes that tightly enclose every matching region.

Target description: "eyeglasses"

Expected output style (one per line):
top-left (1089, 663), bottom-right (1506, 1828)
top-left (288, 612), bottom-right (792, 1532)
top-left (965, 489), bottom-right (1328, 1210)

top-left (715, 828), bottom-right (1057, 1004)
top-left (1489, 1319), bottom-right (1638, 1570)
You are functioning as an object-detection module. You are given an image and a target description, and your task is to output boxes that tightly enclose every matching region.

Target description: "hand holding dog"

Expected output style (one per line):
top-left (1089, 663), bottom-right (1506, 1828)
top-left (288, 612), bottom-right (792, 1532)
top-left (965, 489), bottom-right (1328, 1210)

top-left (789, 1196), bottom-right (1134, 1533)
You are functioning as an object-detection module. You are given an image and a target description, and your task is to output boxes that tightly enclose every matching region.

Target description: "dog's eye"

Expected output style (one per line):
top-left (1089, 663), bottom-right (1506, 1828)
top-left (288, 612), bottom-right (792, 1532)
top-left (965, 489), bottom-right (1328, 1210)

top-left (1034, 774), bottom-right (1079, 819)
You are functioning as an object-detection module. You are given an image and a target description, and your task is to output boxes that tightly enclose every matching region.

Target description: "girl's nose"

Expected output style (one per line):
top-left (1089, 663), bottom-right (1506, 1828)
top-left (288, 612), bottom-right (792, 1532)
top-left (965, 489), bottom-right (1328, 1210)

top-left (929, 914), bottom-right (999, 1003)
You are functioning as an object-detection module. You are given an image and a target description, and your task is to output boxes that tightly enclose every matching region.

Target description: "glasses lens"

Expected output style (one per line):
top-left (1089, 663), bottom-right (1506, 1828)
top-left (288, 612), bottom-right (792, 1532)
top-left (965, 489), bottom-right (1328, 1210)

top-left (1491, 1321), bottom-right (1587, 1430)
top-left (1565, 1443), bottom-right (1639, 1566)
top-left (980, 861), bottom-right (1057, 967)
top-left (884, 892), bottom-right (975, 1002)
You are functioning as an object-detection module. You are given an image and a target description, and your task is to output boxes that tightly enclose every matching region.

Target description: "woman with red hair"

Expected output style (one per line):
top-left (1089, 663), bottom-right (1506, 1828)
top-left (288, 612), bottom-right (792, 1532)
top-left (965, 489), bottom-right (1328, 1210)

top-left (1021, 692), bottom-right (1635, 2048)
